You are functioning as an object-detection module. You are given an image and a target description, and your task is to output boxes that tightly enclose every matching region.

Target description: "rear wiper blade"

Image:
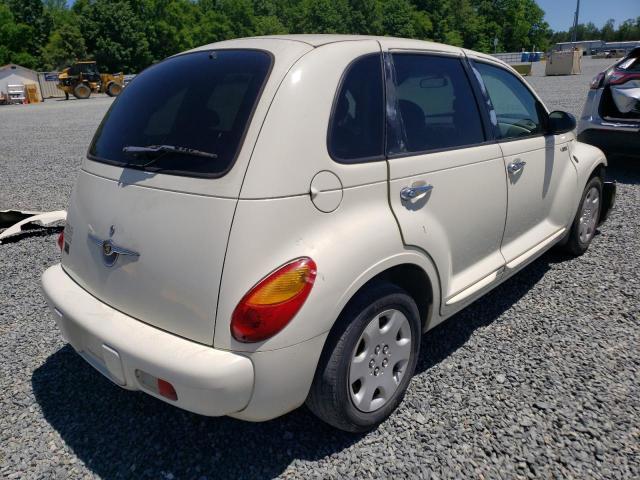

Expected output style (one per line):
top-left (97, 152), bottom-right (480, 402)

top-left (122, 144), bottom-right (218, 160)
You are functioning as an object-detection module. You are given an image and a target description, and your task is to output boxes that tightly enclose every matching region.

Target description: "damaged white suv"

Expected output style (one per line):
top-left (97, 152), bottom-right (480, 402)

top-left (42, 35), bottom-right (615, 432)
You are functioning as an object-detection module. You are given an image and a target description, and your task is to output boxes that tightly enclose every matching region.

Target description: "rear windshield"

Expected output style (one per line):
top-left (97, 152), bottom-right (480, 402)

top-left (89, 49), bottom-right (272, 178)
top-left (618, 57), bottom-right (640, 72)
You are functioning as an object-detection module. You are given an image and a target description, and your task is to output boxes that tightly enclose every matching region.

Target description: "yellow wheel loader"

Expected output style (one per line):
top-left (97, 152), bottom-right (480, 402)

top-left (57, 61), bottom-right (124, 100)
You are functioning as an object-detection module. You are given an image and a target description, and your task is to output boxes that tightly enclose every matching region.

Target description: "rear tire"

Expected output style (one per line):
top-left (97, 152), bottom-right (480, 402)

top-left (307, 282), bottom-right (421, 432)
top-left (106, 82), bottom-right (122, 97)
top-left (73, 83), bottom-right (91, 99)
top-left (564, 176), bottom-right (603, 256)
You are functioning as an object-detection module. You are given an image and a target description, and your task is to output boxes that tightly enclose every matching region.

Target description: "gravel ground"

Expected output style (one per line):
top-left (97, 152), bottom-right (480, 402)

top-left (1, 58), bottom-right (639, 480)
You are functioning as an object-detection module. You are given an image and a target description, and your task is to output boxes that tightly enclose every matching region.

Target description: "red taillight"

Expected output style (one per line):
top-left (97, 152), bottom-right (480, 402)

top-left (590, 72), bottom-right (605, 89)
top-left (57, 230), bottom-right (64, 251)
top-left (231, 257), bottom-right (317, 343)
top-left (608, 71), bottom-right (640, 86)
top-left (157, 379), bottom-right (178, 401)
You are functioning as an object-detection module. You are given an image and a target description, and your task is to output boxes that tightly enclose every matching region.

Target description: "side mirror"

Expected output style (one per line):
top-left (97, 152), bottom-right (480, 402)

top-left (548, 110), bottom-right (576, 134)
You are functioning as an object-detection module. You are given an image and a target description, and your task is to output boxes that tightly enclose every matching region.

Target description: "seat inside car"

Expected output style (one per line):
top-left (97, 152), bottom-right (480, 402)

top-left (398, 99), bottom-right (429, 151)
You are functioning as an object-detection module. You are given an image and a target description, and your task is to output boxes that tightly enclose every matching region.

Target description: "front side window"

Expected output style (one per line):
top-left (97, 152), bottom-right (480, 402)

top-left (474, 62), bottom-right (544, 140)
top-left (328, 54), bottom-right (384, 163)
top-left (89, 50), bottom-right (272, 178)
top-left (391, 54), bottom-right (485, 153)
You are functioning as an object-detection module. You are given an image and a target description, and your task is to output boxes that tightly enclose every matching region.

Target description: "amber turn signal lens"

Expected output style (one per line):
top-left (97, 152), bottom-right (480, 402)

top-left (231, 257), bottom-right (317, 343)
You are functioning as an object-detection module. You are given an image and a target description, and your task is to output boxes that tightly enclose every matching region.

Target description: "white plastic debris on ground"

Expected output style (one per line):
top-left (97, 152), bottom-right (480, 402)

top-left (0, 210), bottom-right (66, 243)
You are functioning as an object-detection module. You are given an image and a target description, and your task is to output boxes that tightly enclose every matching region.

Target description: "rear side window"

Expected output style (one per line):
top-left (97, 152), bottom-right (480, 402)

top-left (391, 54), bottom-right (485, 153)
top-left (329, 54), bottom-right (385, 163)
top-left (474, 62), bottom-right (543, 140)
top-left (89, 50), bottom-right (272, 178)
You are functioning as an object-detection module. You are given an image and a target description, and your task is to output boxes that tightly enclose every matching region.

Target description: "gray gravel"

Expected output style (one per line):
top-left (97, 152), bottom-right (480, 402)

top-left (0, 96), bottom-right (112, 211)
top-left (1, 58), bottom-right (639, 479)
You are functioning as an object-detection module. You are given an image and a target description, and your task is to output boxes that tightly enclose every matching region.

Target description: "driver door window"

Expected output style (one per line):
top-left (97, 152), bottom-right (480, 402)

top-left (474, 62), bottom-right (543, 140)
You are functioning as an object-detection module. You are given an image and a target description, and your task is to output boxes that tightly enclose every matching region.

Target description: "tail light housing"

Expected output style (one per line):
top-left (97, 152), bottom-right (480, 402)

top-left (57, 229), bottom-right (64, 251)
top-left (231, 257), bottom-right (317, 343)
top-left (608, 70), bottom-right (640, 86)
top-left (590, 72), bottom-right (605, 90)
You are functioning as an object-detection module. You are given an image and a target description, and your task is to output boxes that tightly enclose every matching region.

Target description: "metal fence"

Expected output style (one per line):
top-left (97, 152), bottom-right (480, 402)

top-left (37, 72), bottom-right (64, 99)
top-left (492, 52), bottom-right (543, 64)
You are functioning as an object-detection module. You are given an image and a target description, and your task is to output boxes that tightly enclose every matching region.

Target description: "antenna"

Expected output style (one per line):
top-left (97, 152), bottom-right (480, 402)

top-left (571, 0), bottom-right (581, 43)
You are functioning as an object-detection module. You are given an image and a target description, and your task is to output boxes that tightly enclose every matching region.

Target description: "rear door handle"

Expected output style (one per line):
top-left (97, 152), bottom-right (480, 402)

top-left (400, 184), bottom-right (433, 201)
top-left (507, 160), bottom-right (526, 174)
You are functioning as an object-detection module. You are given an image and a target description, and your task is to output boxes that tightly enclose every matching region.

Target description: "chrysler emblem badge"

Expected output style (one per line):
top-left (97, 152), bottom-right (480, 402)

top-left (88, 232), bottom-right (140, 267)
top-left (102, 241), bottom-right (113, 256)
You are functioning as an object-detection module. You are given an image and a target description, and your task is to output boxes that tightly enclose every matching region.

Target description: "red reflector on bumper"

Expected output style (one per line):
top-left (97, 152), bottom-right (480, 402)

top-left (157, 379), bottom-right (178, 401)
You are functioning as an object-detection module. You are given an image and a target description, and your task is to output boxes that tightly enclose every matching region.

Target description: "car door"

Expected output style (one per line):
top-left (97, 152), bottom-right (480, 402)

top-left (384, 50), bottom-right (508, 311)
top-left (471, 60), bottom-right (578, 269)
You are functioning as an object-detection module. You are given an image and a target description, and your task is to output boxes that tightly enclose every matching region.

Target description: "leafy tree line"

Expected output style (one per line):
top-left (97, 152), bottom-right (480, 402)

top-left (1, 0), bottom-right (556, 73)
top-left (551, 18), bottom-right (640, 45)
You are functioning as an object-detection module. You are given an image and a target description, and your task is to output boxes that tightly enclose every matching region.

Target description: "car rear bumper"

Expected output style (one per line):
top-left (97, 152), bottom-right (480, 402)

top-left (578, 121), bottom-right (640, 157)
top-left (41, 264), bottom-right (254, 417)
top-left (578, 128), bottom-right (640, 157)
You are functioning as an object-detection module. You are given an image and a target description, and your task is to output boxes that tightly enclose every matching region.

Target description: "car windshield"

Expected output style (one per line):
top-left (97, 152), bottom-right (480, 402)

top-left (89, 49), bottom-right (272, 178)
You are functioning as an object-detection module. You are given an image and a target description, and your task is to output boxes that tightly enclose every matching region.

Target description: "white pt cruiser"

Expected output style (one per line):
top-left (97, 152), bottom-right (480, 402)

top-left (42, 35), bottom-right (616, 432)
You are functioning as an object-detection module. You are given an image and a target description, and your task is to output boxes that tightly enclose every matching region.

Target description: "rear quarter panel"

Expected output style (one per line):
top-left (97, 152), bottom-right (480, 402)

top-left (215, 183), bottom-right (441, 352)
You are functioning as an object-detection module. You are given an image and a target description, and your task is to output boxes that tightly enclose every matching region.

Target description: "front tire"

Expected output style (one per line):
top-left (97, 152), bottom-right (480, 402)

top-left (307, 282), bottom-right (421, 432)
top-left (73, 83), bottom-right (91, 99)
top-left (564, 176), bottom-right (603, 256)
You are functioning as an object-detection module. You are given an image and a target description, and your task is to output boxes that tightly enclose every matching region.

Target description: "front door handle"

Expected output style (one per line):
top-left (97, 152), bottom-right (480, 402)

top-left (507, 159), bottom-right (527, 174)
top-left (400, 184), bottom-right (433, 201)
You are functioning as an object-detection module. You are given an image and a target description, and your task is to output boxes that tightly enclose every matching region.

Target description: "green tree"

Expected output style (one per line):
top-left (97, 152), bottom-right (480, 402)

top-left (6, 0), bottom-right (618, 74)
top-left (617, 17), bottom-right (640, 41)
top-left (0, 2), bottom-right (39, 67)
top-left (348, 0), bottom-right (383, 35)
top-left (136, 0), bottom-right (197, 63)
top-left (74, 0), bottom-right (152, 72)
top-left (41, 23), bottom-right (87, 69)
top-left (297, 0), bottom-right (350, 34)
top-left (254, 14), bottom-right (288, 35)
top-left (380, 0), bottom-right (418, 38)
top-left (600, 19), bottom-right (615, 41)
top-left (5, 0), bottom-right (52, 51)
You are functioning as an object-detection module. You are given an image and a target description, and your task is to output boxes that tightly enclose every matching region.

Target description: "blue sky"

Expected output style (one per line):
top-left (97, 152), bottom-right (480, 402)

top-left (537, 0), bottom-right (639, 31)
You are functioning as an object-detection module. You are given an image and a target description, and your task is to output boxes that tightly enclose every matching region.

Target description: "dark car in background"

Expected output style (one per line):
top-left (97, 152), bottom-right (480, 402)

top-left (578, 47), bottom-right (640, 158)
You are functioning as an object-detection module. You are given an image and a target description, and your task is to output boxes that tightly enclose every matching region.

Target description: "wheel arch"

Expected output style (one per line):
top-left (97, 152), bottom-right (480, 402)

top-left (332, 252), bottom-right (441, 335)
top-left (589, 161), bottom-right (606, 181)
top-left (573, 141), bottom-right (607, 188)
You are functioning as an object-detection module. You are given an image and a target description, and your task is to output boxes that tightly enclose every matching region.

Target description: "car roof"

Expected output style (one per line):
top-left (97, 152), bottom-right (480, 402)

top-left (203, 34), bottom-right (460, 53)
top-left (189, 34), bottom-right (514, 74)
top-left (253, 34), bottom-right (445, 48)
